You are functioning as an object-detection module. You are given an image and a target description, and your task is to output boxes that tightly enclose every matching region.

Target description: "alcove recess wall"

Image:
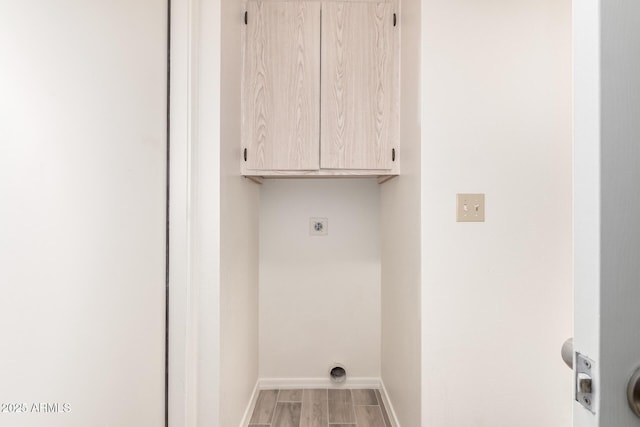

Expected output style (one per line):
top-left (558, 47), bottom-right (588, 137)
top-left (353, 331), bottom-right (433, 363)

top-left (241, 0), bottom-right (400, 182)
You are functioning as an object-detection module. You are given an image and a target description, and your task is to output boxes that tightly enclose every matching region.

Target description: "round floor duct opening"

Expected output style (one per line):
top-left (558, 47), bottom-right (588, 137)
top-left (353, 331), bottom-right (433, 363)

top-left (329, 363), bottom-right (347, 383)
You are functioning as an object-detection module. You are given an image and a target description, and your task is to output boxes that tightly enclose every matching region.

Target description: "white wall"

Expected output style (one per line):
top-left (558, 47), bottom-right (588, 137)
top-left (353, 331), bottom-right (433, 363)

top-left (379, 0), bottom-right (422, 423)
top-left (219, 0), bottom-right (261, 422)
top-left (421, 0), bottom-right (573, 426)
top-left (260, 179), bottom-right (381, 381)
top-left (0, 1), bottom-right (166, 426)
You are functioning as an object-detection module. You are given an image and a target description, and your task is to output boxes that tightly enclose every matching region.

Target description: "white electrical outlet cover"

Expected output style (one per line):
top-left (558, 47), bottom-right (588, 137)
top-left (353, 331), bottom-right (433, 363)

top-left (309, 217), bottom-right (328, 236)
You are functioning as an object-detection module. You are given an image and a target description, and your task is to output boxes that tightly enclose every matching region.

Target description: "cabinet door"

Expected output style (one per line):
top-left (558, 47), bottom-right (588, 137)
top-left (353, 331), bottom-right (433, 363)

top-left (243, 1), bottom-right (321, 171)
top-left (321, 2), bottom-right (396, 170)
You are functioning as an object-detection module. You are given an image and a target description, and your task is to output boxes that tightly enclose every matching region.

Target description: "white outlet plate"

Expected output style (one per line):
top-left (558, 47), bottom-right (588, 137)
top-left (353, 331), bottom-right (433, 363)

top-left (309, 217), bottom-right (328, 236)
top-left (456, 193), bottom-right (485, 222)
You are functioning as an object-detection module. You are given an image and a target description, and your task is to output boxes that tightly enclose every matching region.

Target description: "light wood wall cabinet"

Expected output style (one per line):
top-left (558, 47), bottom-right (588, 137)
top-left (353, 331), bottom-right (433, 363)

top-left (242, 0), bottom-right (399, 179)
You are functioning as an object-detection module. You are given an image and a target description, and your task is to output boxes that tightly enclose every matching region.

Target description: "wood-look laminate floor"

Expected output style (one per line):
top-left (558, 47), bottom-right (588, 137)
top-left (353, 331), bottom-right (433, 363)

top-left (248, 388), bottom-right (392, 427)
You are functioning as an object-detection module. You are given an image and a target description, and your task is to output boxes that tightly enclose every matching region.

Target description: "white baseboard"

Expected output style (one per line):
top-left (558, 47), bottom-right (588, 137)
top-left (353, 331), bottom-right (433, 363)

top-left (379, 379), bottom-right (401, 427)
top-left (258, 376), bottom-right (381, 389)
top-left (239, 380), bottom-right (260, 427)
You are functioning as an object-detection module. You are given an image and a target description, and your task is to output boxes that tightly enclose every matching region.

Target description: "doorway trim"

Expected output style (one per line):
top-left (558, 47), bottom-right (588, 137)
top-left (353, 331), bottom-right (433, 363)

top-left (167, 0), bottom-right (223, 426)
